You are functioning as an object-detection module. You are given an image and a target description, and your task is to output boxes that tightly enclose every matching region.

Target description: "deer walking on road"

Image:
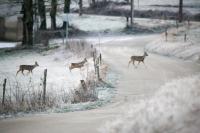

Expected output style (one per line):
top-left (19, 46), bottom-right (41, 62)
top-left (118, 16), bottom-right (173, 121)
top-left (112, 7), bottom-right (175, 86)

top-left (16, 61), bottom-right (39, 75)
top-left (69, 58), bottom-right (87, 72)
top-left (128, 52), bottom-right (148, 67)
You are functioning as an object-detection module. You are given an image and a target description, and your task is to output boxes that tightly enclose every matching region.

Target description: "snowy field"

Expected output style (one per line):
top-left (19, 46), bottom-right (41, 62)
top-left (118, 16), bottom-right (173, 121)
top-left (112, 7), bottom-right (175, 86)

top-left (0, 44), bottom-right (94, 96)
top-left (146, 22), bottom-right (200, 62)
top-left (71, 0), bottom-right (200, 15)
top-left (1, 0), bottom-right (199, 17)
top-left (47, 13), bottom-right (175, 34)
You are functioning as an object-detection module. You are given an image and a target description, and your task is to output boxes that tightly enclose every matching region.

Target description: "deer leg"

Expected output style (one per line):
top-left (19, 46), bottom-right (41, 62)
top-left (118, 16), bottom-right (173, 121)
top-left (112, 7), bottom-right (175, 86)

top-left (22, 70), bottom-right (25, 75)
top-left (142, 60), bottom-right (146, 65)
top-left (142, 60), bottom-right (147, 68)
top-left (16, 69), bottom-right (21, 76)
top-left (69, 66), bottom-right (72, 72)
top-left (132, 60), bottom-right (135, 66)
top-left (128, 60), bottom-right (132, 67)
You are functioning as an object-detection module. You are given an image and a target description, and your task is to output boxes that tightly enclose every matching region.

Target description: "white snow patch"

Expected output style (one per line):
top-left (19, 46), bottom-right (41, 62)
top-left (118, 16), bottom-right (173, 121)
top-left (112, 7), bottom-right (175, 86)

top-left (0, 42), bottom-right (18, 48)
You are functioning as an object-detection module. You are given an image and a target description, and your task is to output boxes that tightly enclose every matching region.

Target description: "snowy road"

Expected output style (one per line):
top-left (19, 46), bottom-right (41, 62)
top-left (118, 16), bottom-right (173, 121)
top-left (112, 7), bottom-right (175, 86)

top-left (0, 34), bottom-right (200, 133)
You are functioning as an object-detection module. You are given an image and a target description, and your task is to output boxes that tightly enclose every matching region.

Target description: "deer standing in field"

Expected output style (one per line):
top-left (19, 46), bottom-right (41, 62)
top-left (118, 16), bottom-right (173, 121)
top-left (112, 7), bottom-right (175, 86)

top-left (16, 61), bottom-right (39, 75)
top-left (69, 58), bottom-right (87, 72)
top-left (128, 52), bottom-right (148, 67)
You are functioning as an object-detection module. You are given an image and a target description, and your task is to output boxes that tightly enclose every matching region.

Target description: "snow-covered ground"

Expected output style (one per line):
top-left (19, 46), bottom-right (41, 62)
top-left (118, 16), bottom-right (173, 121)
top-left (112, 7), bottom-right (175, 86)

top-left (0, 2), bottom-right (200, 132)
top-left (0, 42), bottom-right (18, 49)
top-left (51, 13), bottom-right (175, 34)
top-left (1, 0), bottom-right (199, 18)
top-left (0, 43), bottom-right (95, 105)
top-left (100, 21), bottom-right (200, 133)
top-left (146, 22), bottom-right (200, 62)
top-left (70, 0), bottom-right (200, 15)
top-left (0, 33), bottom-right (200, 133)
top-left (101, 74), bottom-right (200, 133)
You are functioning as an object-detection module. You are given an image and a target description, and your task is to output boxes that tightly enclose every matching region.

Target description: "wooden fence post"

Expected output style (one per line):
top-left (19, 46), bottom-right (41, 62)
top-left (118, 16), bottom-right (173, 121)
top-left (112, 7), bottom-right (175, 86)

top-left (93, 51), bottom-right (96, 74)
top-left (96, 65), bottom-right (100, 80)
top-left (2, 78), bottom-right (7, 106)
top-left (165, 29), bottom-right (168, 42)
top-left (43, 69), bottom-right (47, 104)
top-left (184, 33), bottom-right (187, 42)
top-left (99, 53), bottom-right (102, 65)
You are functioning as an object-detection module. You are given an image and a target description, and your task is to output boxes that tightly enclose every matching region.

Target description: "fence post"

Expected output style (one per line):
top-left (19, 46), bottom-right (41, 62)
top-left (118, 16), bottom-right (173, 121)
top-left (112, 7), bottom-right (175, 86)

top-left (184, 33), bottom-right (187, 42)
top-left (43, 69), bottom-right (47, 105)
top-left (96, 65), bottom-right (100, 81)
top-left (99, 53), bottom-right (102, 65)
top-left (2, 78), bottom-right (7, 106)
top-left (93, 51), bottom-right (96, 74)
top-left (165, 29), bottom-right (168, 42)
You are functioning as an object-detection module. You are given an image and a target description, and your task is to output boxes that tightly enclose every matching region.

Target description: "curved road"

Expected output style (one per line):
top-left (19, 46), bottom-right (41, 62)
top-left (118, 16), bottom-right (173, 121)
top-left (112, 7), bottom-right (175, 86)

top-left (0, 34), bottom-right (200, 133)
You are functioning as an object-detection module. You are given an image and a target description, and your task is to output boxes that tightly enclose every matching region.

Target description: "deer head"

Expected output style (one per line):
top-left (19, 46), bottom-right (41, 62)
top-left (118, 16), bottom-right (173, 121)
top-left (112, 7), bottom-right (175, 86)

top-left (84, 58), bottom-right (87, 63)
top-left (35, 61), bottom-right (39, 66)
top-left (144, 52), bottom-right (148, 56)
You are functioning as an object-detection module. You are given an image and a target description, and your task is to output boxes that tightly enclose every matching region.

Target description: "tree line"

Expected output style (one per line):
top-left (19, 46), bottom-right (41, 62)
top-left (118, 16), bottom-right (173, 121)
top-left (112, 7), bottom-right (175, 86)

top-left (21, 0), bottom-right (71, 47)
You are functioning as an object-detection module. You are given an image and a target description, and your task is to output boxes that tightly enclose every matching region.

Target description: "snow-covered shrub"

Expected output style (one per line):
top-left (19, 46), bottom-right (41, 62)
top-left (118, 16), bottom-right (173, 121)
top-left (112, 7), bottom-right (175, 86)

top-left (100, 74), bottom-right (200, 133)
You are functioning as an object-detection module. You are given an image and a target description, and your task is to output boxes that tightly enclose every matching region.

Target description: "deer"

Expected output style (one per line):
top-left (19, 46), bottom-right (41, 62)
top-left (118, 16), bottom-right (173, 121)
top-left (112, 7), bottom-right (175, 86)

top-left (16, 61), bottom-right (39, 75)
top-left (69, 58), bottom-right (87, 72)
top-left (128, 52), bottom-right (148, 67)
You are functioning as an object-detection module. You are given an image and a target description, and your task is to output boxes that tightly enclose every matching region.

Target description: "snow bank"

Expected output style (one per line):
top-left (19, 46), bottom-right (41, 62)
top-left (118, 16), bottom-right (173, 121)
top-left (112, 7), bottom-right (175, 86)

top-left (100, 74), bottom-right (200, 133)
top-left (146, 39), bottom-right (200, 61)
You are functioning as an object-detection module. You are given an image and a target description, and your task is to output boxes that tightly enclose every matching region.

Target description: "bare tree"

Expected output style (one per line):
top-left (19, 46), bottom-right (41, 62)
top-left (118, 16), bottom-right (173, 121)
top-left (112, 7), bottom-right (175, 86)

top-left (63, 0), bottom-right (71, 28)
top-left (22, 0), bottom-right (33, 46)
top-left (38, 0), bottom-right (46, 30)
top-left (178, 0), bottom-right (183, 22)
top-left (50, 0), bottom-right (57, 30)
top-left (79, 0), bottom-right (83, 16)
top-left (130, 0), bottom-right (134, 25)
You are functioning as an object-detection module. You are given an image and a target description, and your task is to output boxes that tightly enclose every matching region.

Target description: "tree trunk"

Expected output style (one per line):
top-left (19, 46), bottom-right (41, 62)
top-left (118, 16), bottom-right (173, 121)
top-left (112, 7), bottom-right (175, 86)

top-left (130, 0), bottom-right (134, 25)
top-left (22, 3), bottom-right (26, 45)
top-left (38, 0), bottom-right (46, 30)
top-left (63, 0), bottom-right (71, 29)
top-left (178, 0), bottom-right (183, 22)
top-left (50, 0), bottom-right (57, 30)
top-left (79, 0), bottom-right (83, 16)
top-left (92, 0), bottom-right (95, 5)
top-left (22, 0), bottom-right (33, 46)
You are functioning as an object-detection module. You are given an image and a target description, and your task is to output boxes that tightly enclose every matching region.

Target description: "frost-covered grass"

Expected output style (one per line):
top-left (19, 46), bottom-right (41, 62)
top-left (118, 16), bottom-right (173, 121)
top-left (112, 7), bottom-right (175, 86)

top-left (100, 74), bottom-right (200, 133)
top-left (0, 40), bottom-right (95, 114)
top-left (145, 22), bottom-right (200, 62)
top-left (0, 40), bottom-right (119, 117)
